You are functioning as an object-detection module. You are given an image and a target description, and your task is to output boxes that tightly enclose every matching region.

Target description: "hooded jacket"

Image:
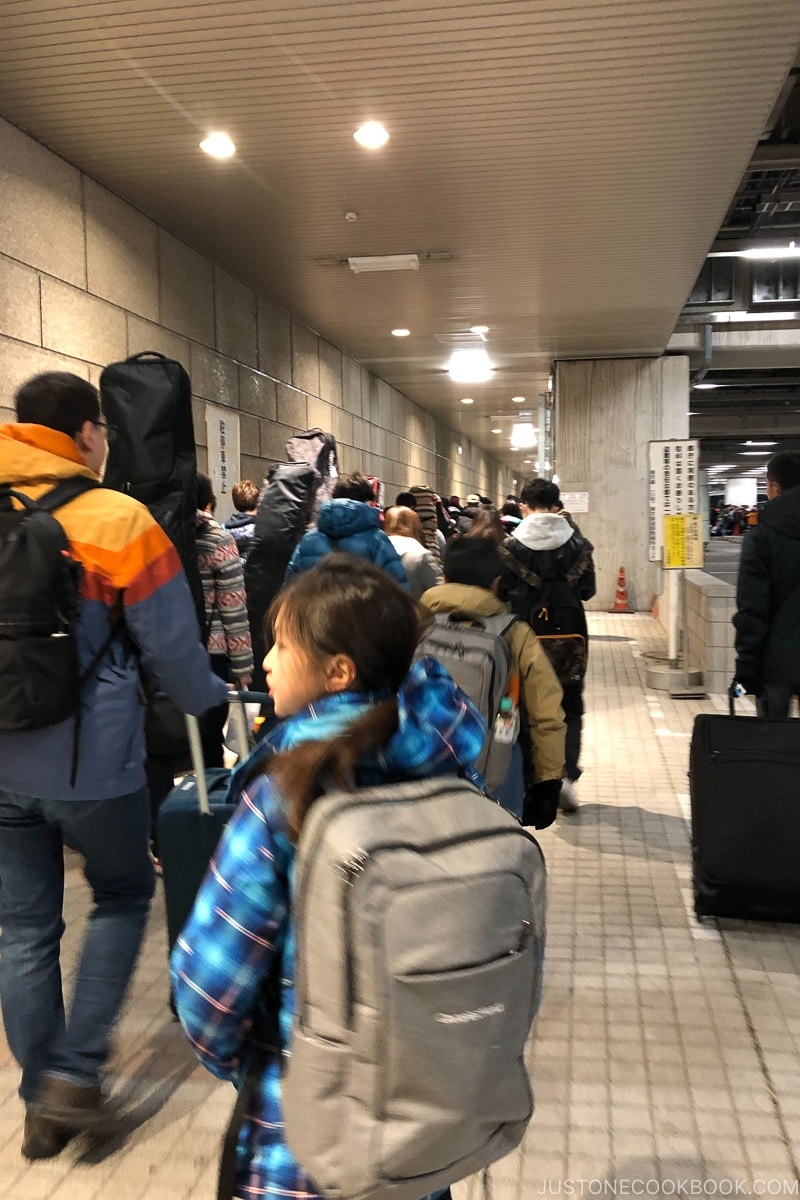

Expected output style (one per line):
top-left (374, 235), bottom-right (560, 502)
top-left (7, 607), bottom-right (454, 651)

top-left (387, 533), bottom-right (443, 599)
top-left (421, 583), bottom-right (566, 782)
top-left (171, 656), bottom-right (484, 1200)
top-left (733, 487), bottom-right (800, 689)
top-left (285, 498), bottom-right (408, 587)
top-left (224, 511), bottom-right (257, 562)
top-left (0, 423), bottom-right (228, 801)
top-left (499, 512), bottom-right (596, 640)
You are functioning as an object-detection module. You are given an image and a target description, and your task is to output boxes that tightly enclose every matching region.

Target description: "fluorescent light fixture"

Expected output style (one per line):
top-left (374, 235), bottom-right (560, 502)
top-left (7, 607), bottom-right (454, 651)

top-left (711, 310), bottom-right (797, 322)
top-left (739, 245), bottom-right (800, 260)
top-left (740, 451), bottom-right (771, 456)
top-left (693, 382), bottom-right (719, 390)
top-left (522, 459), bottom-right (533, 464)
top-left (470, 325), bottom-right (489, 334)
top-left (200, 131), bottom-right (236, 159)
top-left (447, 348), bottom-right (493, 383)
top-left (349, 254), bottom-right (418, 273)
top-left (353, 121), bottom-right (389, 149)
top-left (708, 465), bottom-right (734, 473)
top-left (510, 422), bottom-right (537, 449)
top-left (460, 397), bottom-right (474, 405)
top-left (391, 328), bottom-right (411, 337)
top-left (511, 396), bottom-right (526, 404)
top-left (491, 428), bottom-right (503, 434)
top-left (744, 440), bottom-right (777, 446)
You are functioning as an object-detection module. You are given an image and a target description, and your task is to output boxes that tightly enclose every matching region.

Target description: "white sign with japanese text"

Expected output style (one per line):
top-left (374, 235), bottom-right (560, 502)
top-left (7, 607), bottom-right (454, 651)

top-left (205, 404), bottom-right (241, 524)
top-left (648, 439), bottom-right (700, 563)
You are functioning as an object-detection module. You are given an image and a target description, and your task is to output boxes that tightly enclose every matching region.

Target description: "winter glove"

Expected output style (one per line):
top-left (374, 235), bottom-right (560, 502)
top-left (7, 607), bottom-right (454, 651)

top-left (522, 779), bottom-right (562, 830)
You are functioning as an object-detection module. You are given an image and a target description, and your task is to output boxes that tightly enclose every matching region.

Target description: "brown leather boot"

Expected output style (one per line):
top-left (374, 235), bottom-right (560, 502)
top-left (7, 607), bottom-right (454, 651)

top-left (21, 1111), bottom-right (77, 1160)
top-left (29, 1075), bottom-right (118, 1132)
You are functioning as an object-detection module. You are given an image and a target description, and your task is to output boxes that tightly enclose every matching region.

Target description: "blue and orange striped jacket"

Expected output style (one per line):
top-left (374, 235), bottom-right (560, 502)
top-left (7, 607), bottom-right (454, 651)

top-left (0, 423), bottom-right (228, 801)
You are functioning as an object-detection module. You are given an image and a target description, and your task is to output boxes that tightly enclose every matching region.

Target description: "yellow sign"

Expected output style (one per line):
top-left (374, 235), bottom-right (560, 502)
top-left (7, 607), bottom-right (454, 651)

top-left (663, 514), bottom-right (704, 570)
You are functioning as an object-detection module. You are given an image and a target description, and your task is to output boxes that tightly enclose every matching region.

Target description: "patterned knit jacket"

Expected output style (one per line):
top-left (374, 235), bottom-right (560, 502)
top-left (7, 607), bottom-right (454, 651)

top-left (196, 510), bottom-right (254, 679)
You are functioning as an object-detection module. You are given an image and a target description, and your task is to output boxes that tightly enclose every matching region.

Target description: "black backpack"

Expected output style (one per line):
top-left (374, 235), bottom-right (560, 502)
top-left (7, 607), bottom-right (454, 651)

top-left (525, 578), bottom-right (587, 685)
top-left (0, 477), bottom-right (116, 781)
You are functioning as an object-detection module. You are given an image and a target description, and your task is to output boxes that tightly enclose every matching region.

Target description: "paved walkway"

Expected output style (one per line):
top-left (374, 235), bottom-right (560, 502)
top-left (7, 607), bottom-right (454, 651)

top-left (2, 614), bottom-right (800, 1200)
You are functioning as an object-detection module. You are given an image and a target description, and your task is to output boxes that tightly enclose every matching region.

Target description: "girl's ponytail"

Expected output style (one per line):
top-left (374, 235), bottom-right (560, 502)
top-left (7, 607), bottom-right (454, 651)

top-left (263, 699), bottom-right (399, 841)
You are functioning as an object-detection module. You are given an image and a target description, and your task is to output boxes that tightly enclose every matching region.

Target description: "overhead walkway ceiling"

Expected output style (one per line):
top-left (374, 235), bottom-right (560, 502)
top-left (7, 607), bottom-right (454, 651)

top-left (2, 1), bottom-right (800, 467)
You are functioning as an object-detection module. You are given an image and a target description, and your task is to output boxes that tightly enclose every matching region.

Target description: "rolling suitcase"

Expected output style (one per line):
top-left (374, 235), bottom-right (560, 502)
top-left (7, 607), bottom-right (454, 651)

top-left (690, 690), bottom-right (800, 922)
top-left (159, 693), bottom-right (269, 954)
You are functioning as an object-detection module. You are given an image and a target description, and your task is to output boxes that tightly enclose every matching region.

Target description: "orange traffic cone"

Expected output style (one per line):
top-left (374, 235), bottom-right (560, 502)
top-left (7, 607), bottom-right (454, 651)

top-left (609, 566), bottom-right (633, 613)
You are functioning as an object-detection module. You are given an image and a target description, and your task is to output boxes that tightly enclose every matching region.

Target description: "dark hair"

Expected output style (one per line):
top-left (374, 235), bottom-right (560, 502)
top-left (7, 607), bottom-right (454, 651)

top-left (383, 506), bottom-right (425, 543)
top-left (520, 478), bottom-right (560, 510)
top-left (196, 472), bottom-right (216, 513)
top-left (395, 491), bottom-right (417, 509)
top-left (466, 508), bottom-right (505, 545)
top-left (443, 536), bottom-right (504, 590)
top-left (767, 453), bottom-right (800, 493)
top-left (333, 472), bottom-right (375, 503)
top-left (261, 555), bottom-right (425, 839)
top-left (501, 501), bottom-right (522, 519)
top-left (232, 479), bottom-right (260, 512)
top-left (15, 372), bottom-right (100, 437)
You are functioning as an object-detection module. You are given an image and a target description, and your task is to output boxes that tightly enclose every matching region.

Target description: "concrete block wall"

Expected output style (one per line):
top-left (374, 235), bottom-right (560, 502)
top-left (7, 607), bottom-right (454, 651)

top-left (685, 570), bottom-right (736, 694)
top-left (0, 117), bottom-right (509, 502)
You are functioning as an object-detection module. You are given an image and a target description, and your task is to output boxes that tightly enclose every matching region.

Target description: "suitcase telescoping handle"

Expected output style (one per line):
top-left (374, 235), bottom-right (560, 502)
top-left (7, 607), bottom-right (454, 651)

top-left (184, 691), bottom-right (270, 817)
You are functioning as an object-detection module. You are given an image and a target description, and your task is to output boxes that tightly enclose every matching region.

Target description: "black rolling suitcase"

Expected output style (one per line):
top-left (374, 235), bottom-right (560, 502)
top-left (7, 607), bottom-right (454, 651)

top-left (159, 694), bottom-right (270, 954)
top-left (690, 691), bottom-right (800, 922)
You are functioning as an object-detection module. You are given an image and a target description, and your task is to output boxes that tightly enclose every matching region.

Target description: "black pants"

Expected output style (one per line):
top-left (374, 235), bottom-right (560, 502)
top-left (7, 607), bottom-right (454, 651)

top-left (561, 680), bottom-right (584, 782)
top-left (756, 684), bottom-right (799, 719)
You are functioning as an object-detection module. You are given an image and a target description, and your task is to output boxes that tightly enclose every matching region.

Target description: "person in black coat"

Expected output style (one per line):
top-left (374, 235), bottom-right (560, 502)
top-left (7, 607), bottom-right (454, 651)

top-left (498, 478), bottom-right (596, 810)
top-left (733, 452), bottom-right (800, 717)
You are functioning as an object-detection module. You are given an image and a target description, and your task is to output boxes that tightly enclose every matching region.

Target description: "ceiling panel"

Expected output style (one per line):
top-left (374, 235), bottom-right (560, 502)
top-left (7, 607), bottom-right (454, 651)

top-left (2, 1), bottom-right (800, 465)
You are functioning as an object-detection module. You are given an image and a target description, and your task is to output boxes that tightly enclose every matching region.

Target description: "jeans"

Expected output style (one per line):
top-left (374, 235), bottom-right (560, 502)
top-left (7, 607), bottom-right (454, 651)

top-left (0, 787), bottom-right (154, 1102)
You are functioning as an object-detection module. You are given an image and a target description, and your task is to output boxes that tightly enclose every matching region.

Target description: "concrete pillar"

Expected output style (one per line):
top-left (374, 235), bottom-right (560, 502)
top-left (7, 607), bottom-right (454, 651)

top-left (554, 356), bottom-right (689, 611)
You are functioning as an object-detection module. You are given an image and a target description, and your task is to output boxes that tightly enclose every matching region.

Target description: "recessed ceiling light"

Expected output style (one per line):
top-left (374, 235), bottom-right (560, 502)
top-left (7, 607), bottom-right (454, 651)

top-left (522, 459), bottom-right (533, 464)
top-left (511, 422), bottom-right (537, 449)
top-left (470, 325), bottom-right (489, 334)
top-left (447, 349), bottom-right (493, 383)
top-left (491, 428), bottom-right (503, 434)
top-left (391, 328), bottom-right (411, 337)
top-left (353, 121), bottom-right (389, 149)
top-left (461, 397), bottom-right (474, 405)
top-left (511, 396), bottom-right (526, 403)
top-left (200, 131), bottom-right (236, 159)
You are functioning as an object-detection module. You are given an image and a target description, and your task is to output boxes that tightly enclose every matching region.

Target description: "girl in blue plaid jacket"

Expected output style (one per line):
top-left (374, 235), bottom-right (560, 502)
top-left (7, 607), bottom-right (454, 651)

top-left (171, 553), bottom-right (485, 1200)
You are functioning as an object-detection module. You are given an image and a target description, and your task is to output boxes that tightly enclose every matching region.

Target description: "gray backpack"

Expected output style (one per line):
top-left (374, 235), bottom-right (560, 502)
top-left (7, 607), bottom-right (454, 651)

top-left (417, 612), bottom-right (518, 789)
top-left (282, 775), bottom-right (546, 1200)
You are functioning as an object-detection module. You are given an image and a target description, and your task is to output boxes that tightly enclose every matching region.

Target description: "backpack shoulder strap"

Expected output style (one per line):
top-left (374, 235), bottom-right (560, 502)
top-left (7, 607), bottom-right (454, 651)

top-left (30, 476), bottom-right (101, 514)
top-left (481, 612), bottom-right (519, 640)
top-left (498, 543), bottom-right (542, 590)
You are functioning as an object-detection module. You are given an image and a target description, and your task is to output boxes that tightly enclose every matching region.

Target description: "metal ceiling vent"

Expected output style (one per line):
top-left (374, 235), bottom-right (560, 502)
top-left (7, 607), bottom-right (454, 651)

top-left (435, 331), bottom-right (488, 346)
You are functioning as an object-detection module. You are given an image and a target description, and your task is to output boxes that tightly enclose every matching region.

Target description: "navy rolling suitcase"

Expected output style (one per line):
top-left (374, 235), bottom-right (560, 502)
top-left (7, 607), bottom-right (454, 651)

top-left (690, 692), bottom-right (800, 922)
top-left (159, 694), bottom-right (270, 953)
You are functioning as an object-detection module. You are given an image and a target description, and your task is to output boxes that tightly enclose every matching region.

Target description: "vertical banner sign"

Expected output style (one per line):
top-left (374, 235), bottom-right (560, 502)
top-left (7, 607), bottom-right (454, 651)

top-left (648, 439), bottom-right (700, 563)
top-left (205, 404), bottom-right (241, 525)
